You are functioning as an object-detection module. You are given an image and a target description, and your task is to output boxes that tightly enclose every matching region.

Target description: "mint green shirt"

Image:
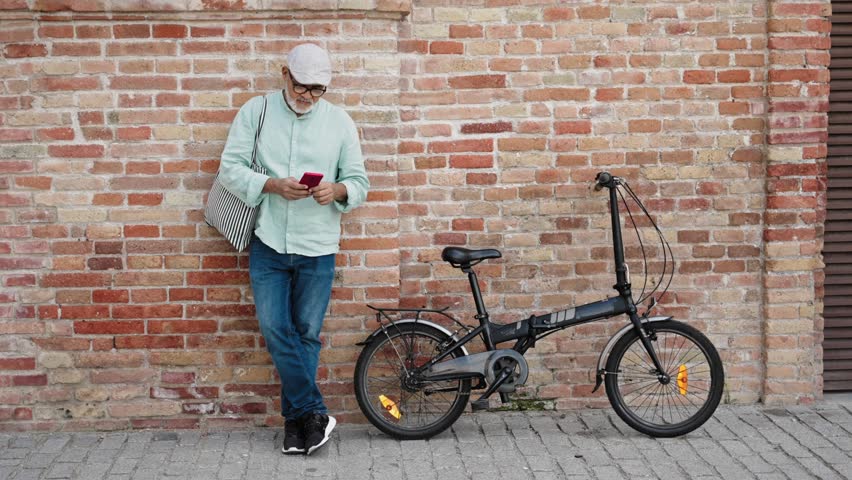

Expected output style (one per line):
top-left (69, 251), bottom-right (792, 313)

top-left (218, 92), bottom-right (369, 256)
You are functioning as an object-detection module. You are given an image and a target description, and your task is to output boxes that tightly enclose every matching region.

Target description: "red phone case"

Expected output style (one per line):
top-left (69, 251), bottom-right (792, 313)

top-left (299, 172), bottom-right (323, 188)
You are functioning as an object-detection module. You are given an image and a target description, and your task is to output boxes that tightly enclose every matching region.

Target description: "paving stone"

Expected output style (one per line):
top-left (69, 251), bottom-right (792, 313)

top-left (2, 405), bottom-right (852, 480)
top-left (23, 453), bottom-right (59, 469)
top-left (12, 470), bottom-right (45, 480)
top-left (39, 436), bottom-right (71, 454)
top-left (44, 462), bottom-right (77, 479)
top-left (75, 463), bottom-right (111, 480)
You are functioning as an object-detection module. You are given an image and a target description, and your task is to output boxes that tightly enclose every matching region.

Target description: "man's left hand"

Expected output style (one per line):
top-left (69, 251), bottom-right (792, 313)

top-left (310, 182), bottom-right (348, 205)
top-left (310, 182), bottom-right (336, 205)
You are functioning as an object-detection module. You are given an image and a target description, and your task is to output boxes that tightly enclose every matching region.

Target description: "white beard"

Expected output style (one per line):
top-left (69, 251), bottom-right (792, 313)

top-left (284, 87), bottom-right (315, 115)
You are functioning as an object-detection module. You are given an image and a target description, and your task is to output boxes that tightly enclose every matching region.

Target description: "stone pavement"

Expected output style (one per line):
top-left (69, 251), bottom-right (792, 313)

top-left (2, 402), bottom-right (852, 480)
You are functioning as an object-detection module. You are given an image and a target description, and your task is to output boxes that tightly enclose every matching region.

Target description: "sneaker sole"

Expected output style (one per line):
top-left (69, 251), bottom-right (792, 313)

top-left (281, 446), bottom-right (305, 455)
top-left (306, 416), bottom-right (336, 456)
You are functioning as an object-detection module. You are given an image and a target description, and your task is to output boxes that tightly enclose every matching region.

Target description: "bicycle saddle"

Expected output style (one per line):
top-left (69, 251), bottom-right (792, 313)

top-left (441, 247), bottom-right (502, 266)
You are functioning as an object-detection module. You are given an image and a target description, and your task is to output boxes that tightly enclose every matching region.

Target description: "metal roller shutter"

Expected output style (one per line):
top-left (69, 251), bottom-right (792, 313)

top-left (825, 0), bottom-right (852, 391)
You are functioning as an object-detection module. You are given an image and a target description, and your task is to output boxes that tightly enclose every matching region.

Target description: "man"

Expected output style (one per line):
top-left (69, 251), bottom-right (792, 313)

top-left (217, 43), bottom-right (369, 455)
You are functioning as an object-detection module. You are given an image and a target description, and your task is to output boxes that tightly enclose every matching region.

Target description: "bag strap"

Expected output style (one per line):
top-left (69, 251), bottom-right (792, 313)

top-left (250, 97), bottom-right (268, 168)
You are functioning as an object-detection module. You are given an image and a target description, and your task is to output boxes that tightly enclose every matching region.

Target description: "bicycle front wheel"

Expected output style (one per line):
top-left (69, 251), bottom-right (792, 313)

top-left (604, 319), bottom-right (724, 437)
top-left (354, 322), bottom-right (471, 440)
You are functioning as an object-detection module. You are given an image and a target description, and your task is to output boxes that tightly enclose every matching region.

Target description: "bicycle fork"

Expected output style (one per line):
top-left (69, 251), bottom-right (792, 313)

top-left (592, 313), bottom-right (672, 393)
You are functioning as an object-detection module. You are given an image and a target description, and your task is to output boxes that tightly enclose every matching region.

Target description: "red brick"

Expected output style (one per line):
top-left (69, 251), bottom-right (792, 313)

top-left (202, 256), bottom-right (238, 269)
top-left (150, 387), bottom-right (220, 400)
top-left (223, 352), bottom-right (271, 366)
top-left (12, 374), bottom-right (47, 386)
top-left (112, 24), bottom-right (149, 38)
top-left (75, 321), bottom-right (144, 335)
top-left (578, 5), bottom-right (609, 19)
top-left (87, 257), bottom-right (123, 271)
top-left (162, 372), bottom-right (196, 384)
top-left (430, 41), bottom-right (463, 54)
top-left (449, 25), bottom-right (483, 38)
top-left (5, 274), bottom-right (36, 287)
top-left (499, 138), bottom-right (546, 151)
top-left (32, 338), bottom-right (90, 351)
top-left (555, 121), bottom-right (592, 135)
top-left (452, 219), bottom-right (484, 231)
top-left (4, 44), bottom-right (47, 58)
top-left (76, 25), bottom-right (110, 38)
top-left (35, 77), bottom-right (100, 91)
top-left (448, 75), bottom-right (506, 89)
top-left (0, 129), bottom-right (33, 142)
top-left (428, 139), bottom-right (493, 154)
top-left (769, 131), bottom-right (826, 145)
top-left (38, 25), bottom-right (73, 38)
top-left (683, 70), bottom-right (715, 84)
top-left (525, 88), bottom-right (589, 101)
top-left (466, 173), bottom-right (497, 185)
top-left (112, 305), bottom-right (183, 319)
top-left (93, 289), bottom-right (129, 303)
top-left (460, 122), bottom-right (512, 134)
top-left (191, 26), bottom-right (225, 37)
top-left (220, 402), bottom-right (267, 414)
top-left (186, 304), bottom-right (253, 318)
top-left (399, 39), bottom-right (428, 53)
top-left (187, 271), bottom-right (249, 285)
top-left (0, 408), bottom-right (32, 421)
top-left (223, 384), bottom-right (278, 396)
top-left (769, 36), bottom-right (829, 50)
top-left (48, 145), bottom-right (104, 158)
top-left (153, 24), bottom-right (187, 38)
top-left (181, 41), bottom-right (250, 55)
top-left (679, 261), bottom-right (712, 274)
top-left (148, 320), bottom-right (218, 334)
top-left (767, 195), bottom-right (818, 209)
top-left (41, 273), bottom-right (109, 288)
top-left (124, 224), bottom-right (160, 237)
top-left (718, 70), bottom-right (751, 83)
top-left (60, 306), bottom-right (110, 319)
top-left (0, 193), bottom-right (31, 207)
top-left (629, 120), bottom-right (661, 133)
top-left (0, 358), bottom-right (36, 370)
top-left (450, 154), bottom-right (494, 168)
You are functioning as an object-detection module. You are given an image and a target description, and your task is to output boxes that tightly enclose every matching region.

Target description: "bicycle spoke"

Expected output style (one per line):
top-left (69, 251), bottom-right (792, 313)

top-left (610, 326), bottom-right (720, 433)
top-left (359, 326), bottom-right (470, 434)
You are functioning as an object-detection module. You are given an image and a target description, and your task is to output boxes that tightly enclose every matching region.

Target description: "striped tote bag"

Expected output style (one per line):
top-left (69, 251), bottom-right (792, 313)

top-left (204, 97), bottom-right (268, 252)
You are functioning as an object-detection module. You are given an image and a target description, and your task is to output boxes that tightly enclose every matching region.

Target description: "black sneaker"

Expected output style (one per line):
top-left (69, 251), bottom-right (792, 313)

top-left (302, 412), bottom-right (336, 455)
top-left (281, 417), bottom-right (305, 454)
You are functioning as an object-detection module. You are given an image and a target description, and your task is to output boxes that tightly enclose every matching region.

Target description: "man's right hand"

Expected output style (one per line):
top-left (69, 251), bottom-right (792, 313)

top-left (262, 177), bottom-right (310, 200)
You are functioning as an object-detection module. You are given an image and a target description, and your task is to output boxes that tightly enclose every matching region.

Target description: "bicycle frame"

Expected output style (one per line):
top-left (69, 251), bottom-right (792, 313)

top-left (362, 174), bottom-right (669, 397)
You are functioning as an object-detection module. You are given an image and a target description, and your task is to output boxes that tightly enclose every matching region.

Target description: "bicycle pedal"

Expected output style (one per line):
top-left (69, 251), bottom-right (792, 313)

top-left (470, 399), bottom-right (490, 412)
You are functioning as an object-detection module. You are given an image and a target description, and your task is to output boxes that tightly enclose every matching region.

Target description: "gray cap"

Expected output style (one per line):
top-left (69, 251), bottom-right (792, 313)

top-left (287, 43), bottom-right (332, 86)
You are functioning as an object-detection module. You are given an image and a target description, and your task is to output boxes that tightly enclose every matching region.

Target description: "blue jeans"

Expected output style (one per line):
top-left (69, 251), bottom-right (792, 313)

top-left (249, 237), bottom-right (334, 420)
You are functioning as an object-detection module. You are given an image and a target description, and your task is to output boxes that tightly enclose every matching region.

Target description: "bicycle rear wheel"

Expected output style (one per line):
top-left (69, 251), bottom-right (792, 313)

top-left (604, 319), bottom-right (724, 437)
top-left (354, 322), bottom-right (471, 440)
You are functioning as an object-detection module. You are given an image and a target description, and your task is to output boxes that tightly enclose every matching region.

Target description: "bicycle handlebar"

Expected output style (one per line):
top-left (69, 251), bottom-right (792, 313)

top-left (594, 171), bottom-right (613, 191)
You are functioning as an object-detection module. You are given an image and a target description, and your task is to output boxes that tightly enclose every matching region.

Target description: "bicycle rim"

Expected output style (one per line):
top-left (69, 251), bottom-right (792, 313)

top-left (359, 327), bottom-right (469, 435)
top-left (609, 326), bottom-right (720, 434)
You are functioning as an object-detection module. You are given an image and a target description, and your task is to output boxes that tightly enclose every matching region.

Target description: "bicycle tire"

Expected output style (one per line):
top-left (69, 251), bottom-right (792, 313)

top-left (354, 322), bottom-right (471, 440)
top-left (604, 319), bottom-right (724, 437)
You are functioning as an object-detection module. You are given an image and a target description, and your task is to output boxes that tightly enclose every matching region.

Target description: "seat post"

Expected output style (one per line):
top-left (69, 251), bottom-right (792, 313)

top-left (463, 265), bottom-right (495, 349)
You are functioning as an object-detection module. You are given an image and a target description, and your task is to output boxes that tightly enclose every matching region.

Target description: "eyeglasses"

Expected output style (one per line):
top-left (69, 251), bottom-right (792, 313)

top-left (288, 72), bottom-right (327, 98)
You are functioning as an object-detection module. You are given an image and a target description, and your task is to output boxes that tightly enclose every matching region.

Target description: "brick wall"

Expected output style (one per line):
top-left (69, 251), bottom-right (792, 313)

top-left (0, 0), bottom-right (829, 431)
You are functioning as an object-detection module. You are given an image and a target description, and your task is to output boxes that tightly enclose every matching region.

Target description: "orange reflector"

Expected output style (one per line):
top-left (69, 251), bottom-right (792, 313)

top-left (379, 394), bottom-right (401, 420)
top-left (677, 364), bottom-right (688, 395)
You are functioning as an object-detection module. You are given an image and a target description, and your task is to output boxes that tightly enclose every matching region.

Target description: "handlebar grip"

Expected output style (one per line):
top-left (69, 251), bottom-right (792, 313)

top-left (594, 171), bottom-right (612, 191)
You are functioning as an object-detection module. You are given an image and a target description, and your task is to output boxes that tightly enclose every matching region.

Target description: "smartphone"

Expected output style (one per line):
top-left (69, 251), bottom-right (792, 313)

top-left (299, 172), bottom-right (323, 189)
